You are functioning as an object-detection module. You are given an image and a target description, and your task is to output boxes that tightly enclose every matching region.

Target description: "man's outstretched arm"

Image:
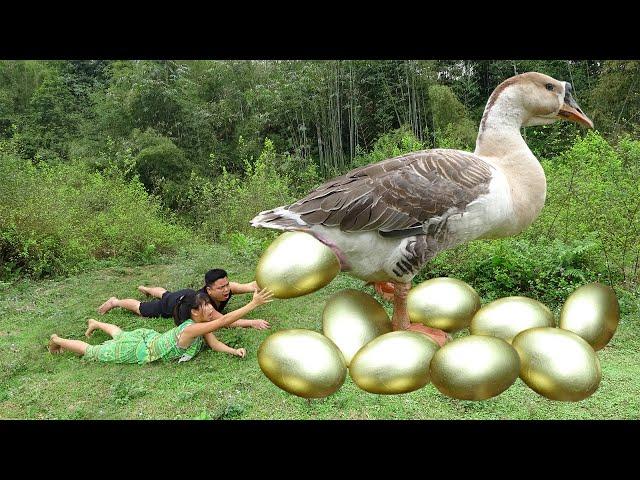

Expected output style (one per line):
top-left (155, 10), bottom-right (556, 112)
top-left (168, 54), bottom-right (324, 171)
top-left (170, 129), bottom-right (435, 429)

top-left (229, 280), bottom-right (258, 294)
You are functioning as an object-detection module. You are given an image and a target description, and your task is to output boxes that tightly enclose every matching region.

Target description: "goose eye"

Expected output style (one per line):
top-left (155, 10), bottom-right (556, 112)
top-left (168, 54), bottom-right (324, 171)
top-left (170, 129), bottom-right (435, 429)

top-left (545, 83), bottom-right (554, 91)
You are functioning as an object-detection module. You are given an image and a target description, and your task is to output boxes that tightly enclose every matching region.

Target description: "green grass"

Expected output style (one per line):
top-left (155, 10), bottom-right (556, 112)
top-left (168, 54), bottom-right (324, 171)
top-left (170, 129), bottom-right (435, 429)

top-left (1, 242), bottom-right (638, 420)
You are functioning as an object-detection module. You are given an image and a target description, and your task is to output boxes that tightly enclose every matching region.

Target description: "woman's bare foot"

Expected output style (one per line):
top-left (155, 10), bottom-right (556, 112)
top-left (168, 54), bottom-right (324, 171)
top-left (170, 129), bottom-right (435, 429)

top-left (48, 334), bottom-right (63, 354)
top-left (98, 297), bottom-right (118, 315)
top-left (85, 319), bottom-right (98, 337)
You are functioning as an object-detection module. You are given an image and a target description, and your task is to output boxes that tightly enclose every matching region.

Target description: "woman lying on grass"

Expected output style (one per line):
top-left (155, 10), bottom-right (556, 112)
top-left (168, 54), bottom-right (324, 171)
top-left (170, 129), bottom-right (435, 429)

top-left (48, 288), bottom-right (274, 364)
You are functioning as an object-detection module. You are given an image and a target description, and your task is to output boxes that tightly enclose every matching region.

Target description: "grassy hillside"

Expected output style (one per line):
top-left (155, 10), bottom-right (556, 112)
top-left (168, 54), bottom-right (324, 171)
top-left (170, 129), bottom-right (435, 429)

top-left (1, 243), bottom-right (638, 420)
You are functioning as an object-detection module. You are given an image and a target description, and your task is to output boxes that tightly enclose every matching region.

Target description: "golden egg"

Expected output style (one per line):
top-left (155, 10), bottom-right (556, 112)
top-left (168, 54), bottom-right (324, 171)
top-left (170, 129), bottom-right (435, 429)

top-left (512, 327), bottom-right (601, 401)
top-left (255, 231), bottom-right (340, 299)
top-left (407, 277), bottom-right (481, 332)
top-left (257, 329), bottom-right (347, 398)
top-left (429, 335), bottom-right (520, 400)
top-left (349, 331), bottom-right (439, 395)
top-left (559, 282), bottom-right (620, 351)
top-left (322, 289), bottom-right (392, 366)
top-left (470, 296), bottom-right (555, 344)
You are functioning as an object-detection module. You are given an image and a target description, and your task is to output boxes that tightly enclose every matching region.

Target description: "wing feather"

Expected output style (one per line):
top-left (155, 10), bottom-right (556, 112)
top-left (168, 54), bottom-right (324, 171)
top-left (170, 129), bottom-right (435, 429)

top-left (288, 150), bottom-right (494, 236)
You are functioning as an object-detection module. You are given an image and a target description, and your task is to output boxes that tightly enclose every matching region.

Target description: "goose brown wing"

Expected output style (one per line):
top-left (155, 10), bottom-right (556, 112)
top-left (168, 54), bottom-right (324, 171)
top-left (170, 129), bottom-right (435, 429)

top-left (289, 150), bottom-right (494, 236)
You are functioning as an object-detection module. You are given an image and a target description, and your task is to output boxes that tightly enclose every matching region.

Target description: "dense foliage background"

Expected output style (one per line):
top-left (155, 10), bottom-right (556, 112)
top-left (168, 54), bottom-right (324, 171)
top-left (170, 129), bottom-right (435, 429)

top-left (1, 59), bottom-right (639, 308)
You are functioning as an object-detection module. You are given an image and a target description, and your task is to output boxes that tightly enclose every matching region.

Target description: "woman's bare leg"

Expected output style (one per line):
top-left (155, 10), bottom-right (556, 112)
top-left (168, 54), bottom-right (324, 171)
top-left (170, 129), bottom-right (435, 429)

top-left (85, 318), bottom-right (123, 338)
top-left (98, 297), bottom-right (141, 315)
top-left (49, 334), bottom-right (90, 356)
top-left (138, 286), bottom-right (167, 299)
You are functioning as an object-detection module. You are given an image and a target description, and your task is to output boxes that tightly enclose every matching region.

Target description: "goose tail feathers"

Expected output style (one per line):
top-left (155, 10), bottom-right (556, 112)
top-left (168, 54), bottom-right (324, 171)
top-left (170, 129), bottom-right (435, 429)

top-left (250, 207), bottom-right (309, 231)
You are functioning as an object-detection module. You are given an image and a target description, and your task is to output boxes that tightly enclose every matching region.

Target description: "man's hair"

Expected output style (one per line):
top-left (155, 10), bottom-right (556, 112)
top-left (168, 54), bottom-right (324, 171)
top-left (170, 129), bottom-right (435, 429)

top-left (204, 269), bottom-right (228, 288)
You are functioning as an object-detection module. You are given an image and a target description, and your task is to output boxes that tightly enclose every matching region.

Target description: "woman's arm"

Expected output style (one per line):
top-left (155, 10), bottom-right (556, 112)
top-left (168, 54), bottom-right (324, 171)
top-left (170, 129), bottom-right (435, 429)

top-left (179, 288), bottom-right (273, 346)
top-left (204, 333), bottom-right (246, 357)
top-left (205, 309), bottom-right (259, 328)
top-left (209, 305), bottom-right (270, 330)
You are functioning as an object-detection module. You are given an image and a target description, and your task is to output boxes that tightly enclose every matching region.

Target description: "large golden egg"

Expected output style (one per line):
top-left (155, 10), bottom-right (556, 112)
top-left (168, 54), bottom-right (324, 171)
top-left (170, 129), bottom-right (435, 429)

top-left (322, 289), bottom-right (392, 366)
top-left (407, 277), bottom-right (481, 332)
top-left (429, 335), bottom-right (520, 400)
top-left (255, 231), bottom-right (340, 299)
top-left (470, 296), bottom-right (555, 344)
top-left (257, 329), bottom-right (347, 398)
top-left (559, 282), bottom-right (620, 351)
top-left (349, 331), bottom-right (439, 395)
top-left (512, 327), bottom-right (601, 401)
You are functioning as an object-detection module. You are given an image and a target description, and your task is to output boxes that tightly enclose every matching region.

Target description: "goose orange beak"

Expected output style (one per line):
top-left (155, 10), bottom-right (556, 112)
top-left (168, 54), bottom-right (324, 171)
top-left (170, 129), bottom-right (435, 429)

top-left (558, 86), bottom-right (594, 128)
top-left (558, 103), bottom-right (594, 128)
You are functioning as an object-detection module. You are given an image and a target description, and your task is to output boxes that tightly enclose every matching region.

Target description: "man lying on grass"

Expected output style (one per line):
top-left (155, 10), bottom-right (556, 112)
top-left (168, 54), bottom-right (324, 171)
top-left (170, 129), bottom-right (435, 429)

top-left (49, 288), bottom-right (274, 364)
top-left (98, 268), bottom-right (270, 329)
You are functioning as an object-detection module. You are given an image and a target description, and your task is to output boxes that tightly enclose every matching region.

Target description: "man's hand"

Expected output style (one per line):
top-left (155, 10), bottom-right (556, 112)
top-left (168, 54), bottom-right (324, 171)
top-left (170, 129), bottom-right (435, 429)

top-left (249, 319), bottom-right (271, 330)
top-left (235, 347), bottom-right (247, 358)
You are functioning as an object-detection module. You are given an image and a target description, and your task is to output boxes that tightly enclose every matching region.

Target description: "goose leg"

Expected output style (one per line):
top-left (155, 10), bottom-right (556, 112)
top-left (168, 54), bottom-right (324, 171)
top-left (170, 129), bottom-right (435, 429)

top-left (380, 281), bottom-right (452, 346)
top-left (391, 282), bottom-right (411, 331)
top-left (373, 281), bottom-right (396, 301)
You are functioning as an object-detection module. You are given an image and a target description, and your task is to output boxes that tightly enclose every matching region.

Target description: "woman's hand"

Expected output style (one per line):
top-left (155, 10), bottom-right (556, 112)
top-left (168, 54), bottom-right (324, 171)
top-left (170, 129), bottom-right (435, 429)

top-left (235, 347), bottom-right (247, 358)
top-left (251, 287), bottom-right (274, 307)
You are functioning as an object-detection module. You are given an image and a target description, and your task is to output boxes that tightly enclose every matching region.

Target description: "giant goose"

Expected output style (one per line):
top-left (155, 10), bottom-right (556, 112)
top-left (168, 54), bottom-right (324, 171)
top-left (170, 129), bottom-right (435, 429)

top-left (251, 72), bottom-right (593, 334)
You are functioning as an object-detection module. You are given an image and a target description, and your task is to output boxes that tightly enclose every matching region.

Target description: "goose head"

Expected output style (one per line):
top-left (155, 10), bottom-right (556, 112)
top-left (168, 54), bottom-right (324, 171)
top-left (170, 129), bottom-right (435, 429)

top-left (480, 72), bottom-right (594, 134)
top-left (513, 72), bottom-right (594, 128)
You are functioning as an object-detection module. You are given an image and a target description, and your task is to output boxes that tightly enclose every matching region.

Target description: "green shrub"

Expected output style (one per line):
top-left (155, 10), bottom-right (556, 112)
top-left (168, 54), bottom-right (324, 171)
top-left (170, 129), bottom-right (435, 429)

top-left (419, 237), bottom-right (602, 309)
top-left (0, 152), bottom-right (190, 280)
top-left (130, 130), bottom-right (188, 208)
top-left (276, 152), bottom-right (321, 198)
top-left (531, 131), bottom-right (640, 288)
top-left (72, 128), bottom-right (200, 213)
top-left (225, 232), bottom-right (271, 260)
top-left (428, 84), bottom-right (477, 150)
top-left (352, 125), bottom-right (427, 168)
top-left (525, 121), bottom-right (581, 160)
top-left (12, 72), bottom-right (81, 161)
top-left (198, 138), bottom-right (294, 243)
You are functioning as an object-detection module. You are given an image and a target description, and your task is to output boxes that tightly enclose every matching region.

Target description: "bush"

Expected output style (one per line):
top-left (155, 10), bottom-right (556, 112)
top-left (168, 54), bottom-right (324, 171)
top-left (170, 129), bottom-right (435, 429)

top-left (189, 138), bottom-right (293, 246)
top-left (276, 152), bottom-right (321, 198)
top-left (71, 128), bottom-right (199, 213)
top-left (0, 152), bottom-right (190, 280)
top-left (531, 131), bottom-right (640, 289)
top-left (419, 237), bottom-right (602, 309)
top-left (525, 121), bottom-right (581, 160)
top-left (352, 125), bottom-right (427, 168)
top-left (428, 84), bottom-right (477, 150)
top-left (12, 73), bottom-right (81, 161)
top-left (226, 232), bottom-right (271, 261)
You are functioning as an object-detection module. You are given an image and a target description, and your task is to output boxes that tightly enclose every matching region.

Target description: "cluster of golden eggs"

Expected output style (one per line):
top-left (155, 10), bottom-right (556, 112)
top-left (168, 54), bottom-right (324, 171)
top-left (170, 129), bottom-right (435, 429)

top-left (409, 278), bottom-right (618, 401)
top-left (257, 289), bottom-right (440, 399)
top-left (255, 232), bottom-right (620, 402)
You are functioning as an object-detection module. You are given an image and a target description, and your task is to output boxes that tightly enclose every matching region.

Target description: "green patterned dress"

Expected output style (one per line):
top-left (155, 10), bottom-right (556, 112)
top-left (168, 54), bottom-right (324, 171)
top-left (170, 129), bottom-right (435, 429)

top-left (84, 320), bottom-right (204, 364)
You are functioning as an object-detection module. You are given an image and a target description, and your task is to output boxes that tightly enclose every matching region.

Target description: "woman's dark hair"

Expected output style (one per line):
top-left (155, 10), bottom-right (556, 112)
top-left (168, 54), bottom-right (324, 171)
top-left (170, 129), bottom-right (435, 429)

top-left (204, 268), bottom-right (228, 289)
top-left (172, 291), bottom-right (211, 326)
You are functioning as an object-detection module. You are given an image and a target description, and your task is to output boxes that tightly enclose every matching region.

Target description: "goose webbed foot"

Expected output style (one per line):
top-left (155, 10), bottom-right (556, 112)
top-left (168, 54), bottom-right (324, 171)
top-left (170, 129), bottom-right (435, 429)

top-left (372, 281), bottom-right (452, 346)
